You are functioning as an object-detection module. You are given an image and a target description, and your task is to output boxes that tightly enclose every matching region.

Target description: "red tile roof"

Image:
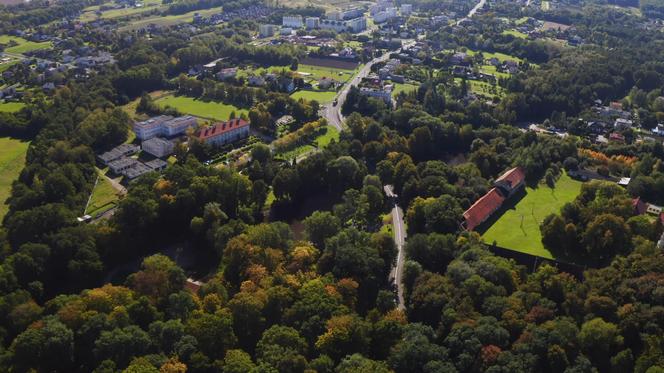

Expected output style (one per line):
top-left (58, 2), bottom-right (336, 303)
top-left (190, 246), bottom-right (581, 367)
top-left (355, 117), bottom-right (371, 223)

top-left (198, 118), bottom-right (249, 140)
top-left (495, 167), bottom-right (526, 189)
top-left (463, 187), bottom-right (505, 231)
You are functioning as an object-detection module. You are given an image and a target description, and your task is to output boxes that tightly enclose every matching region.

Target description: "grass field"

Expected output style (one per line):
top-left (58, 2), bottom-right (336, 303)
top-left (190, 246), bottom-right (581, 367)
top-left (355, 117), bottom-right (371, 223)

top-left (290, 90), bottom-right (337, 103)
top-left (466, 49), bottom-right (523, 63)
top-left (0, 60), bottom-right (18, 73)
top-left (277, 125), bottom-right (339, 159)
top-left (0, 102), bottom-right (25, 113)
top-left (79, 0), bottom-right (163, 21)
top-left (482, 172), bottom-right (583, 259)
top-left (0, 35), bottom-right (52, 54)
top-left (156, 95), bottom-right (247, 121)
top-left (392, 83), bottom-right (419, 97)
top-left (480, 64), bottom-right (511, 80)
top-left (85, 174), bottom-right (120, 216)
top-left (119, 6), bottom-right (223, 31)
top-left (314, 126), bottom-right (339, 147)
top-left (454, 78), bottom-right (505, 99)
top-left (0, 137), bottom-right (29, 221)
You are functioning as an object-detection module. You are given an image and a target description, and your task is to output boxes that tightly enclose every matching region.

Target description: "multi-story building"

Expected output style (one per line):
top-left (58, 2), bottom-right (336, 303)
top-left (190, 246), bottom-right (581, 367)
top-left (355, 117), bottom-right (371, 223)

top-left (259, 24), bottom-right (277, 38)
top-left (133, 115), bottom-right (198, 140)
top-left (320, 16), bottom-right (367, 33)
top-left (142, 137), bottom-right (175, 158)
top-left (305, 17), bottom-right (320, 29)
top-left (198, 118), bottom-right (251, 147)
top-left (400, 4), bottom-right (413, 15)
top-left (282, 15), bottom-right (303, 28)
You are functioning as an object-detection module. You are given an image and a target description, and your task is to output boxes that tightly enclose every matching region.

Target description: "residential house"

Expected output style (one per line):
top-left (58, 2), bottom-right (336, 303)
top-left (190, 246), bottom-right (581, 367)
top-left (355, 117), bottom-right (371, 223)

top-left (198, 118), bottom-right (250, 147)
top-left (248, 75), bottom-right (266, 86)
top-left (318, 77), bottom-right (338, 90)
top-left (614, 118), bottom-right (633, 130)
top-left (217, 67), bottom-right (237, 81)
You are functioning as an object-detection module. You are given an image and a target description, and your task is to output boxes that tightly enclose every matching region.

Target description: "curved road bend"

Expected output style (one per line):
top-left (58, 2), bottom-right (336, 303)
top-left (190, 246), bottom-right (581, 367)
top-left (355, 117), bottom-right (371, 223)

top-left (456, 0), bottom-right (488, 25)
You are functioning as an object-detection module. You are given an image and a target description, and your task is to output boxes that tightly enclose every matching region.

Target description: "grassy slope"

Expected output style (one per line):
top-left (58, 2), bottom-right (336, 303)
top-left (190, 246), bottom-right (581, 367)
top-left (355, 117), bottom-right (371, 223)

top-left (0, 137), bottom-right (29, 221)
top-left (156, 95), bottom-right (247, 121)
top-left (482, 172), bottom-right (583, 259)
top-left (85, 174), bottom-right (120, 216)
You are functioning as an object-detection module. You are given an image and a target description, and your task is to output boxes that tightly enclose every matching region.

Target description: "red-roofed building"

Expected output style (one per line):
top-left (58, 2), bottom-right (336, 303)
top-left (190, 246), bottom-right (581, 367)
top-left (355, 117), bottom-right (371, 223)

top-left (198, 118), bottom-right (250, 147)
top-left (633, 197), bottom-right (647, 215)
top-left (494, 167), bottom-right (526, 197)
top-left (462, 188), bottom-right (506, 231)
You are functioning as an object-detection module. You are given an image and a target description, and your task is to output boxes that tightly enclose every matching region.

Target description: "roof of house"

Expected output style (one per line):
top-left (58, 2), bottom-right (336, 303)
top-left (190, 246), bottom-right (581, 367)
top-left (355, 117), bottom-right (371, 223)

top-left (495, 167), bottom-right (526, 189)
top-left (198, 118), bottom-right (249, 140)
top-left (633, 197), bottom-right (647, 215)
top-left (463, 187), bottom-right (505, 231)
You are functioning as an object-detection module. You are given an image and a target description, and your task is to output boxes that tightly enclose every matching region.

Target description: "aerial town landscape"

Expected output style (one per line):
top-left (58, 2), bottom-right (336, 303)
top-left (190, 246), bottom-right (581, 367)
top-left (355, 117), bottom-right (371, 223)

top-left (0, 0), bottom-right (664, 371)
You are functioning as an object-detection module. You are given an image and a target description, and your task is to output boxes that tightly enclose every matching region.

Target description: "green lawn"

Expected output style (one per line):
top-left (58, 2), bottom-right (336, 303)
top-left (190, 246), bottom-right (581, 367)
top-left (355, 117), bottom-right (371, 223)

top-left (290, 90), bottom-right (337, 104)
top-left (79, 0), bottom-right (164, 22)
top-left (0, 35), bottom-right (52, 54)
top-left (297, 64), bottom-right (356, 82)
top-left (0, 137), bottom-right (29, 221)
top-left (314, 126), bottom-right (339, 147)
top-left (454, 78), bottom-right (505, 99)
top-left (482, 172), bottom-right (583, 259)
top-left (466, 48), bottom-right (524, 63)
top-left (515, 16), bottom-right (530, 25)
top-left (85, 174), bottom-right (120, 216)
top-left (0, 102), bottom-right (25, 113)
top-left (480, 64), bottom-right (511, 80)
top-left (156, 95), bottom-right (247, 121)
top-left (392, 83), bottom-right (419, 97)
top-left (501, 29), bottom-right (528, 39)
top-left (0, 60), bottom-right (18, 73)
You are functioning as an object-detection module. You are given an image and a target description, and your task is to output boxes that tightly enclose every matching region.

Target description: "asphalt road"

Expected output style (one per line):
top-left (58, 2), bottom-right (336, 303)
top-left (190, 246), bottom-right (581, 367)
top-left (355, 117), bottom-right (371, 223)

top-left (321, 40), bottom-right (416, 131)
top-left (384, 185), bottom-right (406, 310)
top-left (456, 0), bottom-right (487, 25)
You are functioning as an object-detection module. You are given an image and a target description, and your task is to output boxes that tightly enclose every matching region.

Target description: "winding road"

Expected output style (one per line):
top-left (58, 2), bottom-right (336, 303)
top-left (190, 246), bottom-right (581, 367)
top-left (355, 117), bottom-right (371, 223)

top-left (321, 40), bottom-right (416, 131)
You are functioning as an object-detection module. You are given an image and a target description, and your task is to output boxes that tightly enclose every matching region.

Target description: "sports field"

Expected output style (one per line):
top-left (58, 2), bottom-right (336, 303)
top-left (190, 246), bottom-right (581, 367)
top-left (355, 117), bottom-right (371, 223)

top-left (0, 137), bottom-right (29, 221)
top-left (482, 172), bottom-right (583, 259)
top-left (156, 95), bottom-right (247, 121)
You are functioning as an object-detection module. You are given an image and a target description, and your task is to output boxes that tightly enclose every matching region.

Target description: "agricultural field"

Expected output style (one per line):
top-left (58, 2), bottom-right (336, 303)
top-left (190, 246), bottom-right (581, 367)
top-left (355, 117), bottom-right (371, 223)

top-left (119, 6), bottom-right (224, 31)
top-left (290, 90), bottom-right (337, 104)
top-left (482, 172), bottom-right (583, 259)
top-left (0, 35), bottom-right (52, 54)
top-left (85, 174), bottom-right (120, 217)
top-left (0, 102), bottom-right (25, 113)
top-left (155, 95), bottom-right (247, 121)
top-left (78, 0), bottom-right (163, 22)
top-left (0, 137), bottom-right (29, 221)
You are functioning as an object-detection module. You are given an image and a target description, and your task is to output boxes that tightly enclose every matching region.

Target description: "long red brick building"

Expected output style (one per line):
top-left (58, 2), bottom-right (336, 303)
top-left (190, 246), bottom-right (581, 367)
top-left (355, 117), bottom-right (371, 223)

top-left (462, 167), bottom-right (526, 231)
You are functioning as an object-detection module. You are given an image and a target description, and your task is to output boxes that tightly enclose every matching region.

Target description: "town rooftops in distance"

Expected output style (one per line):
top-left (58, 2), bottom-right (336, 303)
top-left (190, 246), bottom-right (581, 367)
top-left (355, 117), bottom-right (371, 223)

top-left (198, 118), bottom-right (249, 140)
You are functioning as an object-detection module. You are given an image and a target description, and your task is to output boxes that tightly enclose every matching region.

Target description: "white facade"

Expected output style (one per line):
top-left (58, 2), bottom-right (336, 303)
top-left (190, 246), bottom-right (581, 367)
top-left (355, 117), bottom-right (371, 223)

top-left (320, 17), bottom-right (367, 33)
top-left (259, 24), bottom-right (276, 38)
top-left (283, 15), bottom-right (303, 28)
top-left (401, 4), bottom-right (413, 15)
top-left (305, 17), bottom-right (320, 29)
top-left (133, 115), bottom-right (198, 140)
top-left (142, 137), bottom-right (175, 158)
top-left (360, 86), bottom-right (393, 105)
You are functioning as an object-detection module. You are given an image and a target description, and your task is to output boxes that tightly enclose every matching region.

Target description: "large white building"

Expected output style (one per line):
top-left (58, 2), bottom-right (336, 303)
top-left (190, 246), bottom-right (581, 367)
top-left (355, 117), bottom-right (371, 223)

top-left (142, 137), bottom-right (175, 158)
top-left (198, 118), bottom-right (250, 147)
top-left (401, 4), bottom-right (413, 15)
top-left (320, 16), bottom-right (367, 33)
top-left (133, 115), bottom-right (198, 140)
top-left (282, 15), bottom-right (304, 28)
top-left (305, 17), bottom-right (320, 29)
top-left (259, 24), bottom-right (277, 38)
